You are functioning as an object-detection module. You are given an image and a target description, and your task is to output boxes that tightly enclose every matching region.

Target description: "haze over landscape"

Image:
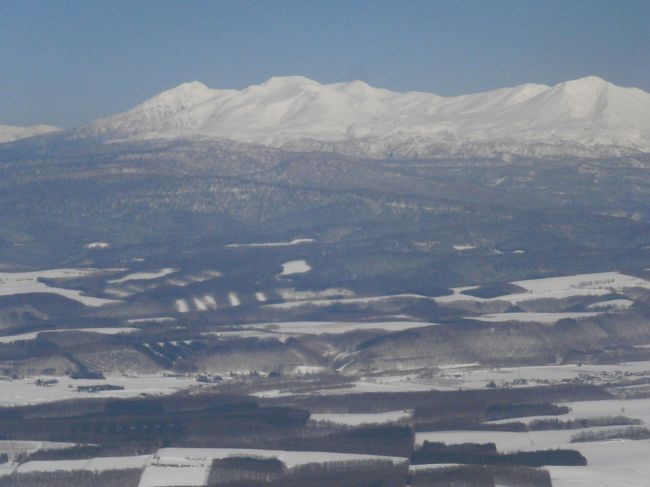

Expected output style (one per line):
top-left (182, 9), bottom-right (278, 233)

top-left (1, 2), bottom-right (650, 487)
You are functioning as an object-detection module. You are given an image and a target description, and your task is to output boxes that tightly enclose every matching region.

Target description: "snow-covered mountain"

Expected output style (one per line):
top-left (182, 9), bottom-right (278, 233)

top-left (78, 76), bottom-right (650, 158)
top-left (0, 124), bottom-right (61, 144)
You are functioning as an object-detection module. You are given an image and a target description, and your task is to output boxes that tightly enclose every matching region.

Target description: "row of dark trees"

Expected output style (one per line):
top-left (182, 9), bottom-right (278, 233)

top-left (412, 442), bottom-right (587, 467)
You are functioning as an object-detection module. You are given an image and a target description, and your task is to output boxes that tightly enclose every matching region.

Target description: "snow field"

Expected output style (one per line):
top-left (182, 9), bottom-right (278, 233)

top-left (138, 447), bottom-right (408, 486)
top-left (227, 292), bottom-right (240, 306)
top-left (250, 320), bottom-right (437, 336)
top-left (310, 410), bottom-right (413, 426)
top-left (469, 312), bottom-right (602, 324)
top-left (279, 260), bottom-right (311, 276)
top-left (0, 375), bottom-right (198, 407)
top-left (435, 270), bottom-right (650, 305)
top-left (15, 455), bottom-right (150, 474)
top-left (225, 238), bottom-right (315, 248)
top-left (0, 268), bottom-right (119, 306)
top-left (109, 268), bottom-right (177, 284)
top-left (174, 299), bottom-right (189, 313)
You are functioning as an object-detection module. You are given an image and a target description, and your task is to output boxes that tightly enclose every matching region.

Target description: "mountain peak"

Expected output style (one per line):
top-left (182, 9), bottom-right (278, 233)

top-left (149, 81), bottom-right (213, 102)
top-left (557, 75), bottom-right (612, 93)
top-left (76, 75), bottom-right (650, 158)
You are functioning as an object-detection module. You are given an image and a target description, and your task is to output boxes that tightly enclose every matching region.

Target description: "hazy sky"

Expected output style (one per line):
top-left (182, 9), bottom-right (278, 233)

top-left (2, 0), bottom-right (649, 127)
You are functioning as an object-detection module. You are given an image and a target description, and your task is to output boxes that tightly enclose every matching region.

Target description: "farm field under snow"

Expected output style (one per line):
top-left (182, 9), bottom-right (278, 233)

top-left (0, 268), bottom-right (118, 306)
top-left (138, 448), bottom-right (408, 487)
top-left (490, 397), bottom-right (650, 427)
top-left (309, 360), bottom-right (650, 395)
top-left (416, 427), bottom-right (650, 487)
top-left (263, 270), bottom-right (650, 329)
top-left (7, 447), bottom-right (409, 486)
top-left (0, 374), bottom-right (198, 407)
top-left (435, 271), bottom-right (650, 304)
top-left (416, 395), bottom-right (650, 487)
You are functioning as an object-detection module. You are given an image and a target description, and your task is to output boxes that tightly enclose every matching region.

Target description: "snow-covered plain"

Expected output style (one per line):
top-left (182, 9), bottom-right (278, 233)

top-left (421, 396), bottom-right (650, 487)
top-left (0, 269), bottom-right (119, 306)
top-left (136, 447), bottom-right (409, 486)
top-left (0, 375), bottom-right (198, 407)
top-left (154, 447), bottom-right (408, 468)
top-left (435, 271), bottom-right (650, 305)
top-left (414, 426), bottom-right (628, 450)
top-left (311, 360), bottom-right (650, 395)
top-left (415, 395), bottom-right (650, 487)
top-left (78, 75), bottom-right (650, 158)
top-left (490, 397), bottom-right (650, 427)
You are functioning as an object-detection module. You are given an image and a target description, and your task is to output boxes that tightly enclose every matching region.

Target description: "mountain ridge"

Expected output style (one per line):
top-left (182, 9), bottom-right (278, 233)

top-left (0, 124), bottom-right (62, 144)
top-left (11, 76), bottom-right (650, 159)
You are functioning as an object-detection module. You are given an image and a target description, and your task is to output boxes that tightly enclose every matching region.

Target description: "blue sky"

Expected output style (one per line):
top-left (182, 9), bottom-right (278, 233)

top-left (1, 0), bottom-right (649, 127)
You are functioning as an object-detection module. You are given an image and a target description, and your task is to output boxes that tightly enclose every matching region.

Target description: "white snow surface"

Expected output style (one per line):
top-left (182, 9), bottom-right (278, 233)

top-left (109, 268), bottom-right (177, 283)
top-left (16, 455), bottom-right (149, 474)
top-left (0, 440), bottom-right (75, 461)
top-left (138, 447), bottom-right (407, 486)
top-left (436, 271), bottom-right (650, 304)
top-left (279, 260), bottom-right (311, 276)
top-left (430, 397), bottom-right (650, 487)
top-left (469, 311), bottom-right (602, 323)
top-left (0, 375), bottom-right (197, 406)
top-left (0, 268), bottom-right (119, 306)
top-left (277, 287), bottom-right (354, 300)
top-left (0, 124), bottom-right (61, 144)
top-left (155, 447), bottom-right (407, 468)
top-left (311, 410), bottom-right (413, 426)
top-left (225, 238), bottom-right (315, 248)
top-left (250, 320), bottom-right (437, 335)
top-left (77, 75), bottom-right (650, 158)
top-left (84, 241), bottom-right (110, 249)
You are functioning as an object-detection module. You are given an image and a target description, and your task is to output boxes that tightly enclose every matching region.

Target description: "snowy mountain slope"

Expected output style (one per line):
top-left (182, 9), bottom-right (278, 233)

top-left (0, 124), bottom-right (61, 144)
top-left (78, 76), bottom-right (650, 158)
